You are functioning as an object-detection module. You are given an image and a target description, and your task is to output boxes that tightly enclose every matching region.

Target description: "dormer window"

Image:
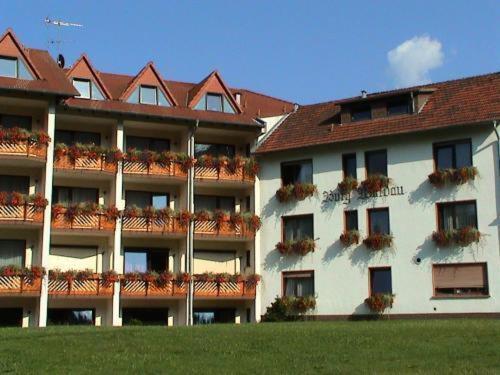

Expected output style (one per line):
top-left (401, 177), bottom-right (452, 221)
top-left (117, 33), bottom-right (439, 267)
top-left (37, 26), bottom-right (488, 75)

top-left (127, 85), bottom-right (171, 107)
top-left (0, 56), bottom-right (33, 80)
top-left (73, 78), bottom-right (104, 100)
top-left (351, 105), bottom-right (371, 122)
top-left (387, 98), bottom-right (410, 116)
top-left (194, 93), bottom-right (236, 114)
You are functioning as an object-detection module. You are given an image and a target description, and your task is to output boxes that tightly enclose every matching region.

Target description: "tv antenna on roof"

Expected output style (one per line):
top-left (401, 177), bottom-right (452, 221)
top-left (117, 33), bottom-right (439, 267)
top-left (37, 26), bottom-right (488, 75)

top-left (44, 17), bottom-right (83, 68)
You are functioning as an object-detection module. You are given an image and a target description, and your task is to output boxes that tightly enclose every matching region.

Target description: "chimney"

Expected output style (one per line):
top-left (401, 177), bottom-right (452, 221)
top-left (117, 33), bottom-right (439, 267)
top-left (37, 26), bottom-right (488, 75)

top-left (361, 90), bottom-right (367, 98)
top-left (235, 93), bottom-right (241, 105)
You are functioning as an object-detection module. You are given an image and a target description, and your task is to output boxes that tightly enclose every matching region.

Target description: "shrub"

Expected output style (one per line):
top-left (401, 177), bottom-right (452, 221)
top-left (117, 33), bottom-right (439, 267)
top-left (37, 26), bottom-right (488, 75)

top-left (360, 174), bottom-right (391, 194)
top-left (340, 230), bottom-right (360, 246)
top-left (363, 234), bottom-right (393, 251)
top-left (365, 293), bottom-right (395, 313)
top-left (263, 295), bottom-right (316, 322)
top-left (337, 176), bottom-right (359, 195)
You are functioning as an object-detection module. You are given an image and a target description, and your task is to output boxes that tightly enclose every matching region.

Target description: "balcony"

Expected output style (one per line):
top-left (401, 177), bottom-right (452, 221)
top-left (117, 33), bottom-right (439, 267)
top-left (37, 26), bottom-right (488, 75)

top-left (54, 155), bottom-right (118, 174)
top-left (121, 207), bottom-right (188, 237)
top-left (193, 212), bottom-right (260, 241)
top-left (0, 128), bottom-right (49, 162)
top-left (0, 267), bottom-right (43, 296)
top-left (122, 150), bottom-right (190, 182)
top-left (193, 274), bottom-right (259, 299)
top-left (48, 271), bottom-right (114, 297)
top-left (0, 193), bottom-right (47, 226)
top-left (120, 278), bottom-right (188, 298)
top-left (51, 204), bottom-right (117, 233)
top-left (194, 156), bottom-right (258, 185)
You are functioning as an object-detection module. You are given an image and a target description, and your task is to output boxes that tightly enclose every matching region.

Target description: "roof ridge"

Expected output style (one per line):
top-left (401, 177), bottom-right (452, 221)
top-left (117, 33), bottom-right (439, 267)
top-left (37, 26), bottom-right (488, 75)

top-left (235, 88), bottom-right (295, 105)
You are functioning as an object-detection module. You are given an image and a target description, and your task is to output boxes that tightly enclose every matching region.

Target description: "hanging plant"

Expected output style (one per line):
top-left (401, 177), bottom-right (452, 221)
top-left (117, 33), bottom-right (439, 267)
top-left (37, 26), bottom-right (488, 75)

top-left (195, 210), bottom-right (212, 222)
top-left (178, 210), bottom-right (193, 227)
top-left (213, 209), bottom-right (228, 228)
top-left (0, 191), bottom-right (8, 205)
top-left (157, 207), bottom-right (173, 221)
top-left (51, 204), bottom-right (65, 220)
top-left (124, 272), bottom-right (141, 282)
top-left (142, 271), bottom-right (159, 283)
top-left (10, 192), bottom-right (25, 206)
top-left (360, 174), bottom-right (391, 194)
top-left (177, 272), bottom-right (191, 283)
top-left (198, 154), bottom-right (215, 168)
top-left (229, 212), bottom-right (244, 228)
top-left (24, 266), bottom-right (45, 279)
top-left (157, 151), bottom-right (176, 164)
top-left (196, 272), bottom-right (215, 282)
top-left (276, 185), bottom-right (294, 202)
top-left (428, 167), bottom-right (478, 187)
top-left (177, 153), bottom-right (196, 172)
top-left (29, 193), bottom-right (48, 210)
top-left (227, 155), bottom-right (243, 173)
top-left (104, 148), bottom-right (124, 163)
top-left (214, 273), bottom-right (231, 283)
top-left (293, 183), bottom-right (317, 200)
top-left (340, 230), bottom-right (360, 246)
top-left (433, 227), bottom-right (482, 247)
top-left (276, 241), bottom-right (292, 255)
top-left (365, 293), bottom-right (395, 313)
top-left (123, 205), bottom-right (141, 218)
top-left (101, 270), bottom-right (119, 283)
top-left (142, 206), bottom-right (156, 219)
top-left (158, 271), bottom-right (174, 283)
top-left (246, 274), bottom-right (261, 286)
top-left (0, 264), bottom-right (22, 277)
top-left (140, 150), bottom-right (157, 166)
top-left (75, 269), bottom-right (93, 282)
top-left (244, 158), bottom-right (260, 177)
top-left (230, 273), bottom-right (245, 283)
top-left (363, 234), bottom-right (393, 251)
top-left (337, 176), bottom-right (359, 195)
top-left (63, 270), bottom-right (78, 282)
top-left (104, 205), bottom-right (120, 221)
top-left (125, 148), bottom-right (141, 162)
top-left (30, 130), bottom-right (51, 145)
top-left (291, 238), bottom-right (316, 255)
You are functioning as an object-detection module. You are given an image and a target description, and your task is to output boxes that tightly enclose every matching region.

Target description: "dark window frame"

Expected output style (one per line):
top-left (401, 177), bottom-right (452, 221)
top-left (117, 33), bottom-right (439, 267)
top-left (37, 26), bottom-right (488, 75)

top-left (342, 153), bottom-right (357, 179)
top-left (125, 190), bottom-right (170, 209)
top-left (54, 129), bottom-right (101, 146)
top-left (369, 266), bottom-right (392, 296)
top-left (123, 247), bottom-right (169, 273)
top-left (72, 78), bottom-right (92, 99)
top-left (205, 92), bottom-right (224, 112)
top-left (282, 214), bottom-right (314, 242)
top-left (365, 149), bottom-right (388, 177)
top-left (194, 195), bottom-right (235, 212)
top-left (433, 139), bottom-right (473, 171)
top-left (126, 135), bottom-right (171, 152)
top-left (350, 104), bottom-right (372, 122)
top-left (194, 142), bottom-right (236, 158)
top-left (344, 210), bottom-right (358, 232)
top-left (0, 114), bottom-right (32, 130)
top-left (281, 270), bottom-right (315, 297)
top-left (139, 85), bottom-right (159, 105)
top-left (367, 207), bottom-right (390, 236)
top-left (432, 262), bottom-right (489, 298)
top-left (52, 186), bottom-right (99, 205)
top-left (436, 200), bottom-right (478, 231)
top-left (386, 97), bottom-right (411, 116)
top-left (280, 159), bottom-right (313, 186)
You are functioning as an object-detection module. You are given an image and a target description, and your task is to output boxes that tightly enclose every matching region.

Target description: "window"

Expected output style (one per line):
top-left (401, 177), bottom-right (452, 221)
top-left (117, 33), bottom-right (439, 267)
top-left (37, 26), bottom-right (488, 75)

top-left (127, 85), bottom-right (171, 107)
top-left (52, 187), bottom-right (98, 205)
top-left (434, 140), bottom-right (472, 170)
top-left (365, 150), bottom-right (387, 176)
top-left (124, 248), bottom-right (168, 273)
top-left (433, 263), bottom-right (488, 297)
top-left (0, 175), bottom-right (29, 194)
top-left (283, 215), bottom-right (314, 242)
top-left (0, 56), bottom-right (33, 80)
top-left (123, 308), bottom-right (169, 326)
top-left (0, 239), bottom-right (25, 267)
top-left (0, 114), bottom-right (32, 130)
top-left (194, 93), bottom-right (236, 114)
top-left (245, 250), bottom-right (251, 268)
top-left (368, 208), bottom-right (390, 235)
top-left (125, 191), bottom-right (169, 209)
top-left (194, 143), bottom-right (235, 158)
top-left (47, 309), bottom-right (94, 326)
top-left (283, 271), bottom-right (314, 297)
top-left (387, 98), bottom-right (410, 116)
top-left (281, 160), bottom-right (313, 185)
top-left (50, 246), bottom-right (97, 271)
top-left (437, 201), bottom-right (477, 231)
top-left (126, 136), bottom-right (170, 153)
top-left (72, 78), bottom-right (104, 100)
top-left (193, 309), bottom-right (235, 324)
top-left (193, 250), bottom-right (237, 274)
top-left (342, 153), bottom-right (357, 179)
top-left (351, 105), bottom-right (371, 122)
top-left (344, 210), bottom-right (358, 231)
top-left (370, 267), bottom-right (392, 295)
top-left (194, 195), bottom-right (235, 213)
top-left (55, 130), bottom-right (101, 146)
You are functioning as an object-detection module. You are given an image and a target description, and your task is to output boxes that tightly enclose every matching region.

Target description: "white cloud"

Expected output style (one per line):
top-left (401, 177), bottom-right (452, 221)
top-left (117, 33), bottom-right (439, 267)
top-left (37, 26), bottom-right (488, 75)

top-left (387, 35), bottom-right (444, 87)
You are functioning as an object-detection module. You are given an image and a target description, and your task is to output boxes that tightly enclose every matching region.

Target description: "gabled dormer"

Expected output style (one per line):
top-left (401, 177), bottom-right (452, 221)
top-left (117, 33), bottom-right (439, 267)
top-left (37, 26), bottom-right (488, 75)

top-left (120, 62), bottom-right (177, 107)
top-left (66, 54), bottom-right (110, 100)
top-left (188, 71), bottom-right (241, 114)
top-left (0, 29), bottom-right (39, 80)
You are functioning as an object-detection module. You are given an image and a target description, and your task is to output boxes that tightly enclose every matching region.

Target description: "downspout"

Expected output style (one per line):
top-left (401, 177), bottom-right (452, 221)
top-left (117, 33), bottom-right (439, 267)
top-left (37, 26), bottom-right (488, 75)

top-left (494, 120), bottom-right (500, 172)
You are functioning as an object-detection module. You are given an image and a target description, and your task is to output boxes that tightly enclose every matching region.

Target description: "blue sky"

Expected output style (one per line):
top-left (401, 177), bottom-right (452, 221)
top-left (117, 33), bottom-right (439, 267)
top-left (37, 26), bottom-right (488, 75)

top-left (2, 1), bottom-right (499, 104)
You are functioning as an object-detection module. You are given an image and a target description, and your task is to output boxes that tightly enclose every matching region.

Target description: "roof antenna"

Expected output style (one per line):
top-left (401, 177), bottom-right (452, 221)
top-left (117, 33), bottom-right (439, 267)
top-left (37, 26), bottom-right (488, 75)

top-left (44, 17), bottom-right (83, 68)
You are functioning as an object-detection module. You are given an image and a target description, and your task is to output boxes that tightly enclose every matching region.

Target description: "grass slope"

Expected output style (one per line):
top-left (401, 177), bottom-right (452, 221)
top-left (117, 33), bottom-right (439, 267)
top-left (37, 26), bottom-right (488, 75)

top-left (0, 320), bottom-right (499, 374)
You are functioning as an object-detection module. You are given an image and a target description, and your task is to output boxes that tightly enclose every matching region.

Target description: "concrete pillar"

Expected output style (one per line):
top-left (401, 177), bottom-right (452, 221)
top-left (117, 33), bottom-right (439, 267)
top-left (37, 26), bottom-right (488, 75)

top-left (38, 102), bottom-right (56, 327)
top-left (112, 121), bottom-right (124, 326)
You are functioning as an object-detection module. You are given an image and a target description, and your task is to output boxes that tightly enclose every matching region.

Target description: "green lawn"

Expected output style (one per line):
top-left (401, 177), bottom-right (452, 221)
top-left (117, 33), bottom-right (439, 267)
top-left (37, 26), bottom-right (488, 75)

top-left (1, 320), bottom-right (499, 374)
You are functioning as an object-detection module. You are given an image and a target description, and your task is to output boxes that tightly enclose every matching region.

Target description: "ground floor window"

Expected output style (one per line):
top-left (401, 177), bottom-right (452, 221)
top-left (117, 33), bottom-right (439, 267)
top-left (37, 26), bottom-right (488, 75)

top-left (47, 308), bottom-right (94, 326)
top-left (282, 271), bottom-right (314, 297)
top-left (0, 308), bottom-right (22, 327)
top-left (122, 308), bottom-right (169, 326)
top-left (433, 263), bottom-right (488, 297)
top-left (193, 308), bottom-right (235, 324)
top-left (370, 267), bottom-right (392, 295)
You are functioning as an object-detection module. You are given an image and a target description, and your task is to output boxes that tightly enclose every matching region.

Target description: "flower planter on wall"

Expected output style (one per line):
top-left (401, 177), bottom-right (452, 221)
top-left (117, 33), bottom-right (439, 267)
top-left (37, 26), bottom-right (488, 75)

top-left (276, 239), bottom-right (316, 255)
top-left (276, 183), bottom-right (317, 203)
top-left (340, 230), bottom-right (360, 247)
top-left (432, 227), bottom-right (481, 247)
top-left (428, 167), bottom-right (478, 187)
top-left (363, 234), bottom-right (393, 251)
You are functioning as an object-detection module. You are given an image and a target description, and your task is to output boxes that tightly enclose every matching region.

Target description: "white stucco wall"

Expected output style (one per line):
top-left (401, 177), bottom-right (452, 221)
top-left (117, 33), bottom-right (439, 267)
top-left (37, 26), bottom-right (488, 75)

top-left (258, 125), bottom-right (500, 316)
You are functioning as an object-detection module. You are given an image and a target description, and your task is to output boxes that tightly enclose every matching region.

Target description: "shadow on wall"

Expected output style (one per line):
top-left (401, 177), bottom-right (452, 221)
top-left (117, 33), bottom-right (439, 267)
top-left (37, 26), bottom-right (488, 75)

top-left (407, 179), bottom-right (462, 207)
top-left (321, 239), bottom-right (345, 264)
top-left (415, 237), bottom-right (485, 264)
top-left (263, 248), bottom-right (314, 272)
top-left (261, 195), bottom-right (296, 220)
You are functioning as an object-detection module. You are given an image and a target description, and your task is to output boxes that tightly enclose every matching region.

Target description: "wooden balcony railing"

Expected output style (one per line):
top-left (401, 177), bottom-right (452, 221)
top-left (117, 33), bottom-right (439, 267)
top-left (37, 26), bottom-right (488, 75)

top-left (194, 165), bottom-right (255, 183)
top-left (123, 161), bottom-right (187, 178)
top-left (0, 204), bottom-right (44, 224)
top-left (51, 210), bottom-right (116, 231)
top-left (120, 279), bottom-right (188, 297)
top-left (54, 155), bottom-right (117, 173)
top-left (194, 280), bottom-right (257, 298)
top-left (0, 140), bottom-right (47, 160)
top-left (48, 276), bottom-right (114, 296)
top-left (122, 216), bottom-right (186, 235)
top-left (194, 221), bottom-right (254, 239)
top-left (0, 275), bottom-right (42, 295)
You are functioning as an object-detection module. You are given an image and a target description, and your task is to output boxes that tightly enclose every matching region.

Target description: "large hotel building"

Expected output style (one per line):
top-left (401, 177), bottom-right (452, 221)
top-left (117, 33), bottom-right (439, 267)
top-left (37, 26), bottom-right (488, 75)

top-left (0, 29), bottom-right (498, 326)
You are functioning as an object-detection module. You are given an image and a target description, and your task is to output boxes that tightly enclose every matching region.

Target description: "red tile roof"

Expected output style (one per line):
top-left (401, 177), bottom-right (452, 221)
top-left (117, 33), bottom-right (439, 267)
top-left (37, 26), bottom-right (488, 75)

top-left (256, 72), bottom-right (500, 154)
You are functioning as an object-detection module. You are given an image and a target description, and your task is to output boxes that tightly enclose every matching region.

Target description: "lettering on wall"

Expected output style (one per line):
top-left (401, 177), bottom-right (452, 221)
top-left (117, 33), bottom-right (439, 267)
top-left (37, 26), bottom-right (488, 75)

top-left (322, 186), bottom-right (405, 204)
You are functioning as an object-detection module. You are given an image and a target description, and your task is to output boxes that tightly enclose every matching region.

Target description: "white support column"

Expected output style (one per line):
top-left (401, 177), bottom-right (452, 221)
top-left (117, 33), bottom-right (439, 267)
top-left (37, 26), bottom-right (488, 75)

top-left (38, 102), bottom-right (56, 327)
top-left (186, 129), bottom-right (195, 326)
top-left (112, 121), bottom-right (124, 326)
top-left (254, 174), bottom-right (261, 322)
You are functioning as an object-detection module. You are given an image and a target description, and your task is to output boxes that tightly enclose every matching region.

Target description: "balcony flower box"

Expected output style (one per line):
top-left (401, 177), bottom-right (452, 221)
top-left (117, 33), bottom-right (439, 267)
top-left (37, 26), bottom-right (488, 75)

top-left (428, 167), bottom-right (478, 187)
top-left (339, 230), bottom-right (360, 247)
top-left (0, 192), bottom-right (47, 223)
top-left (54, 143), bottom-right (123, 173)
top-left (0, 127), bottom-right (50, 159)
top-left (195, 154), bottom-right (258, 182)
top-left (51, 203), bottom-right (118, 231)
top-left (0, 265), bottom-right (45, 294)
top-left (276, 238), bottom-right (316, 256)
top-left (337, 176), bottom-right (359, 195)
top-left (123, 149), bottom-right (192, 178)
top-left (122, 206), bottom-right (188, 234)
top-left (48, 269), bottom-right (114, 296)
top-left (432, 227), bottom-right (481, 247)
top-left (120, 271), bottom-right (188, 297)
top-left (276, 183), bottom-right (317, 203)
top-left (360, 174), bottom-right (391, 194)
top-left (363, 234), bottom-right (393, 251)
top-left (365, 293), bottom-right (395, 314)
